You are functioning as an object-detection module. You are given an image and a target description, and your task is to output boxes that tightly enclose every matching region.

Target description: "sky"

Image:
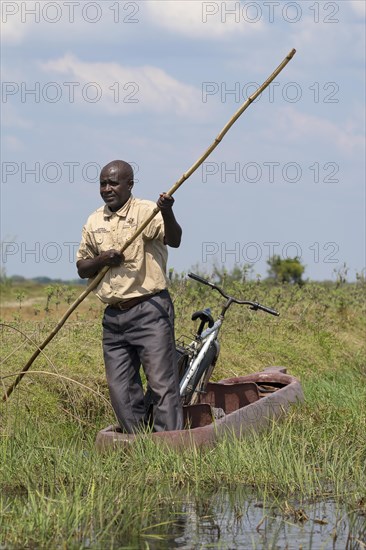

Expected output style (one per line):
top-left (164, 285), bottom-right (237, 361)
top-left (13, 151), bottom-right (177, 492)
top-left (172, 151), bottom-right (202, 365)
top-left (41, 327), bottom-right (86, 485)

top-left (1, 0), bottom-right (365, 282)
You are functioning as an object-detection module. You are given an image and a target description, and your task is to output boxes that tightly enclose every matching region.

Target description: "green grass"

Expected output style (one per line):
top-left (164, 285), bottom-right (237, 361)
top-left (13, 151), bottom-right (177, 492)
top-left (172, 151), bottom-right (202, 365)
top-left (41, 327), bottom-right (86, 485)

top-left (1, 279), bottom-right (365, 548)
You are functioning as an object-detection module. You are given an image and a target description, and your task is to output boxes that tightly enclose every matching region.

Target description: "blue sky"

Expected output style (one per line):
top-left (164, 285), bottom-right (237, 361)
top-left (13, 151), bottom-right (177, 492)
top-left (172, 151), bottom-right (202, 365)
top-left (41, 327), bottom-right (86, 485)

top-left (1, 0), bottom-right (365, 281)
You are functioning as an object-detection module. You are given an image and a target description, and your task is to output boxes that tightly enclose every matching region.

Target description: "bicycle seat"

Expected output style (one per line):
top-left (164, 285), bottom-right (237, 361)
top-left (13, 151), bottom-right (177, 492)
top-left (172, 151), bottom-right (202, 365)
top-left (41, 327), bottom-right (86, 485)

top-left (191, 308), bottom-right (214, 327)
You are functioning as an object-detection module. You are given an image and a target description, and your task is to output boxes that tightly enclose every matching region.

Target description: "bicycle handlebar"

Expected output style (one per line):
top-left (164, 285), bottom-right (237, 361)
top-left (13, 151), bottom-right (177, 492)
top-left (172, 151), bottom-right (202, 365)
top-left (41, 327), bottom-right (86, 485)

top-left (188, 272), bottom-right (216, 288)
top-left (188, 272), bottom-right (279, 316)
top-left (249, 303), bottom-right (279, 316)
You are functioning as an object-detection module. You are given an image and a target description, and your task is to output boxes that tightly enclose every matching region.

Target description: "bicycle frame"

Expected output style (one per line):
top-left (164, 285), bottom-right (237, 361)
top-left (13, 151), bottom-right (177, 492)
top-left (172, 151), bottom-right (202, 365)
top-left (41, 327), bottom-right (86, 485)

top-left (178, 272), bottom-right (279, 406)
top-left (179, 319), bottom-right (222, 396)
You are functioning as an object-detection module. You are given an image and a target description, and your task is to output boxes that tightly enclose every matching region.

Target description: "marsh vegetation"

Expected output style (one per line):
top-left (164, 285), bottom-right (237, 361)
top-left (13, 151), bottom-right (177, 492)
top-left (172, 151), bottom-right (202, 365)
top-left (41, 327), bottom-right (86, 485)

top-left (1, 276), bottom-right (365, 548)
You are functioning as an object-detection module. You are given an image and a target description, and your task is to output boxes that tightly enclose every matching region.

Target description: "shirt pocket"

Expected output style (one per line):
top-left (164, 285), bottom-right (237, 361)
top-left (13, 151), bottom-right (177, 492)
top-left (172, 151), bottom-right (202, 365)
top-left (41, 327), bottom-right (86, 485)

top-left (92, 231), bottom-right (112, 252)
top-left (122, 229), bottom-right (141, 266)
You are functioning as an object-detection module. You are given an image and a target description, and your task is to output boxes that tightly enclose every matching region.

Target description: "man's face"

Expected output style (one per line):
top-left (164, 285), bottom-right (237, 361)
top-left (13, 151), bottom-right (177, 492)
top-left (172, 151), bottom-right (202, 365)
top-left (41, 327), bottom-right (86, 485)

top-left (100, 164), bottom-right (133, 212)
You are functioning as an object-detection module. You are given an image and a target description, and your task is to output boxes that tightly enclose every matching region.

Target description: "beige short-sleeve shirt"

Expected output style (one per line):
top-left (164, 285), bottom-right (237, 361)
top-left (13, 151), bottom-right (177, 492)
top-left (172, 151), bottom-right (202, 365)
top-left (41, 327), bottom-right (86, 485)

top-left (76, 197), bottom-right (168, 304)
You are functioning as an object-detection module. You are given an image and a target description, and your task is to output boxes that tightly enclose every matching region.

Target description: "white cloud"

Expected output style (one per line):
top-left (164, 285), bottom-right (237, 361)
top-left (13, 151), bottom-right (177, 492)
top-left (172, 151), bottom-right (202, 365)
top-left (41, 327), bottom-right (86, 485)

top-left (350, 1), bottom-right (366, 17)
top-left (287, 14), bottom-right (365, 68)
top-left (3, 135), bottom-right (24, 151)
top-left (0, 14), bottom-right (27, 44)
top-left (40, 54), bottom-right (205, 117)
top-left (0, 2), bottom-right (139, 45)
top-left (1, 104), bottom-right (33, 129)
top-left (271, 106), bottom-right (365, 155)
top-left (0, 0), bottom-right (262, 47)
top-left (144, 0), bottom-right (263, 38)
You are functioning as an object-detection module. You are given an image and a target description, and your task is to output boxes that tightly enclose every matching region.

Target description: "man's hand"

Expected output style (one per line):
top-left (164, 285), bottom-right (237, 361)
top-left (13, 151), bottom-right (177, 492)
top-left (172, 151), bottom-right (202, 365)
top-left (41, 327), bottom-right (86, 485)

top-left (77, 249), bottom-right (123, 278)
top-left (157, 192), bottom-right (182, 248)
top-left (157, 193), bottom-right (175, 211)
top-left (99, 249), bottom-right (123, 267)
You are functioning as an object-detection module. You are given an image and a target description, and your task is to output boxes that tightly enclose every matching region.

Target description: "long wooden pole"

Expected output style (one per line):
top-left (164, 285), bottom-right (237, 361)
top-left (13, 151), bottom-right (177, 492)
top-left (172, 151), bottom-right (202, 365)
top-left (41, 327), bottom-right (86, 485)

top-left (2, 48), bottom-right (296, 401)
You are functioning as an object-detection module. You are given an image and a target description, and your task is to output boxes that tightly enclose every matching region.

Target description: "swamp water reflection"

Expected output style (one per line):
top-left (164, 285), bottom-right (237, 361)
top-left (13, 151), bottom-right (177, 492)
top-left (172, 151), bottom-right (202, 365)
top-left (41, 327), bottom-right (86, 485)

top-left (124, 487), bottom-right (365, 550)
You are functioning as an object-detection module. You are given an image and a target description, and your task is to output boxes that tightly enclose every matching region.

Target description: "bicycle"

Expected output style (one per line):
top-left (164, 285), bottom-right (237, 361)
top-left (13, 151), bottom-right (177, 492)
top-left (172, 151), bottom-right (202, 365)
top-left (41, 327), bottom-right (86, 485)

top-left (143, 272), bottom-right (279, 425)
top-left (177, 272), bottom-right (280, 406)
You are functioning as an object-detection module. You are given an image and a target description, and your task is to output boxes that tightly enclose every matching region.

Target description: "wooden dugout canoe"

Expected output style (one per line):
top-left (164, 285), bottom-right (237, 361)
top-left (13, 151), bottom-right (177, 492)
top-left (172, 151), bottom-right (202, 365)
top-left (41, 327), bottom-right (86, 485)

top-left (95, 367), bottom-right (303, 451)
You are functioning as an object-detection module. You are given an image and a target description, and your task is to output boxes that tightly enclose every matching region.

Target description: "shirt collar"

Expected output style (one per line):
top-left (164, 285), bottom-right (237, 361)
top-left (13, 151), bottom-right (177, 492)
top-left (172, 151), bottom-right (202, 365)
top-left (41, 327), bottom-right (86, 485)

top-left (103, 195), bottom-right (133, 219)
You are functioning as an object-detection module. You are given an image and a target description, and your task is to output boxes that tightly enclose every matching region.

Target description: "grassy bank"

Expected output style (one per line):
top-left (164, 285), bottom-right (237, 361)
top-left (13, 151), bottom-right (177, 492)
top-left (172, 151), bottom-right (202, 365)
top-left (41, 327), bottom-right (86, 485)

top-left (1, 279), bottom-right (365, 548)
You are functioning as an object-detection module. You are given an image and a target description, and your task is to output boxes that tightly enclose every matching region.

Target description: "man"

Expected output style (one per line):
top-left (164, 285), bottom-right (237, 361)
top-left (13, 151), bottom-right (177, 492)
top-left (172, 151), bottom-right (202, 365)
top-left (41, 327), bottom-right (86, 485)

top-left (76, 160), bottom-right (183, 433)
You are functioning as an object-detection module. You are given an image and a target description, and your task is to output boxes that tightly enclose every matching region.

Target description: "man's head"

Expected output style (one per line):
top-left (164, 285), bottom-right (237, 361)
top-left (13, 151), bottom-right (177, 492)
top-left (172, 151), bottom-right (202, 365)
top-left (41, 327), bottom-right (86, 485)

top-left (100, 160), bottom-right (134, 212)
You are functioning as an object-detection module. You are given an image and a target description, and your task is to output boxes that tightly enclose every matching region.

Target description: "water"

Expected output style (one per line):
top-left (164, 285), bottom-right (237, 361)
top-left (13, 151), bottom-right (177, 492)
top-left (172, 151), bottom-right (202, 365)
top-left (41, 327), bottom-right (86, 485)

top-left (137, 488), bottom-right (365, 550)
top-left (2, 485), bottom-right (364, 549)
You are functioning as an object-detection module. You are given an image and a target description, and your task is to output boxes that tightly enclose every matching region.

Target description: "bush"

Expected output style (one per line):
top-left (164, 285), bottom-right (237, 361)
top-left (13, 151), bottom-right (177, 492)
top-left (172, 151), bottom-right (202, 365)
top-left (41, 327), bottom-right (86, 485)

top-left (267, 255), bottom-right (305, 285)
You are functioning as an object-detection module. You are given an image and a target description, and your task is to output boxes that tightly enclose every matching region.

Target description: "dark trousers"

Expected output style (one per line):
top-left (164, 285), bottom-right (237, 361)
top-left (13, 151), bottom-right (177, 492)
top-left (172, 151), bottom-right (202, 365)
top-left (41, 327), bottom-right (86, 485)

top-left (102, 290), bottom-right (183, 433)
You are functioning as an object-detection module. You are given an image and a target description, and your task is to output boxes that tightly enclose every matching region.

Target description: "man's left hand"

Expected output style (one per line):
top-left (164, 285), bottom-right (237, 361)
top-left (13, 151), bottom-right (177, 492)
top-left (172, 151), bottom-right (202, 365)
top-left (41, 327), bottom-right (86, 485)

top-left (157, 193), bottom-right (174, 211)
